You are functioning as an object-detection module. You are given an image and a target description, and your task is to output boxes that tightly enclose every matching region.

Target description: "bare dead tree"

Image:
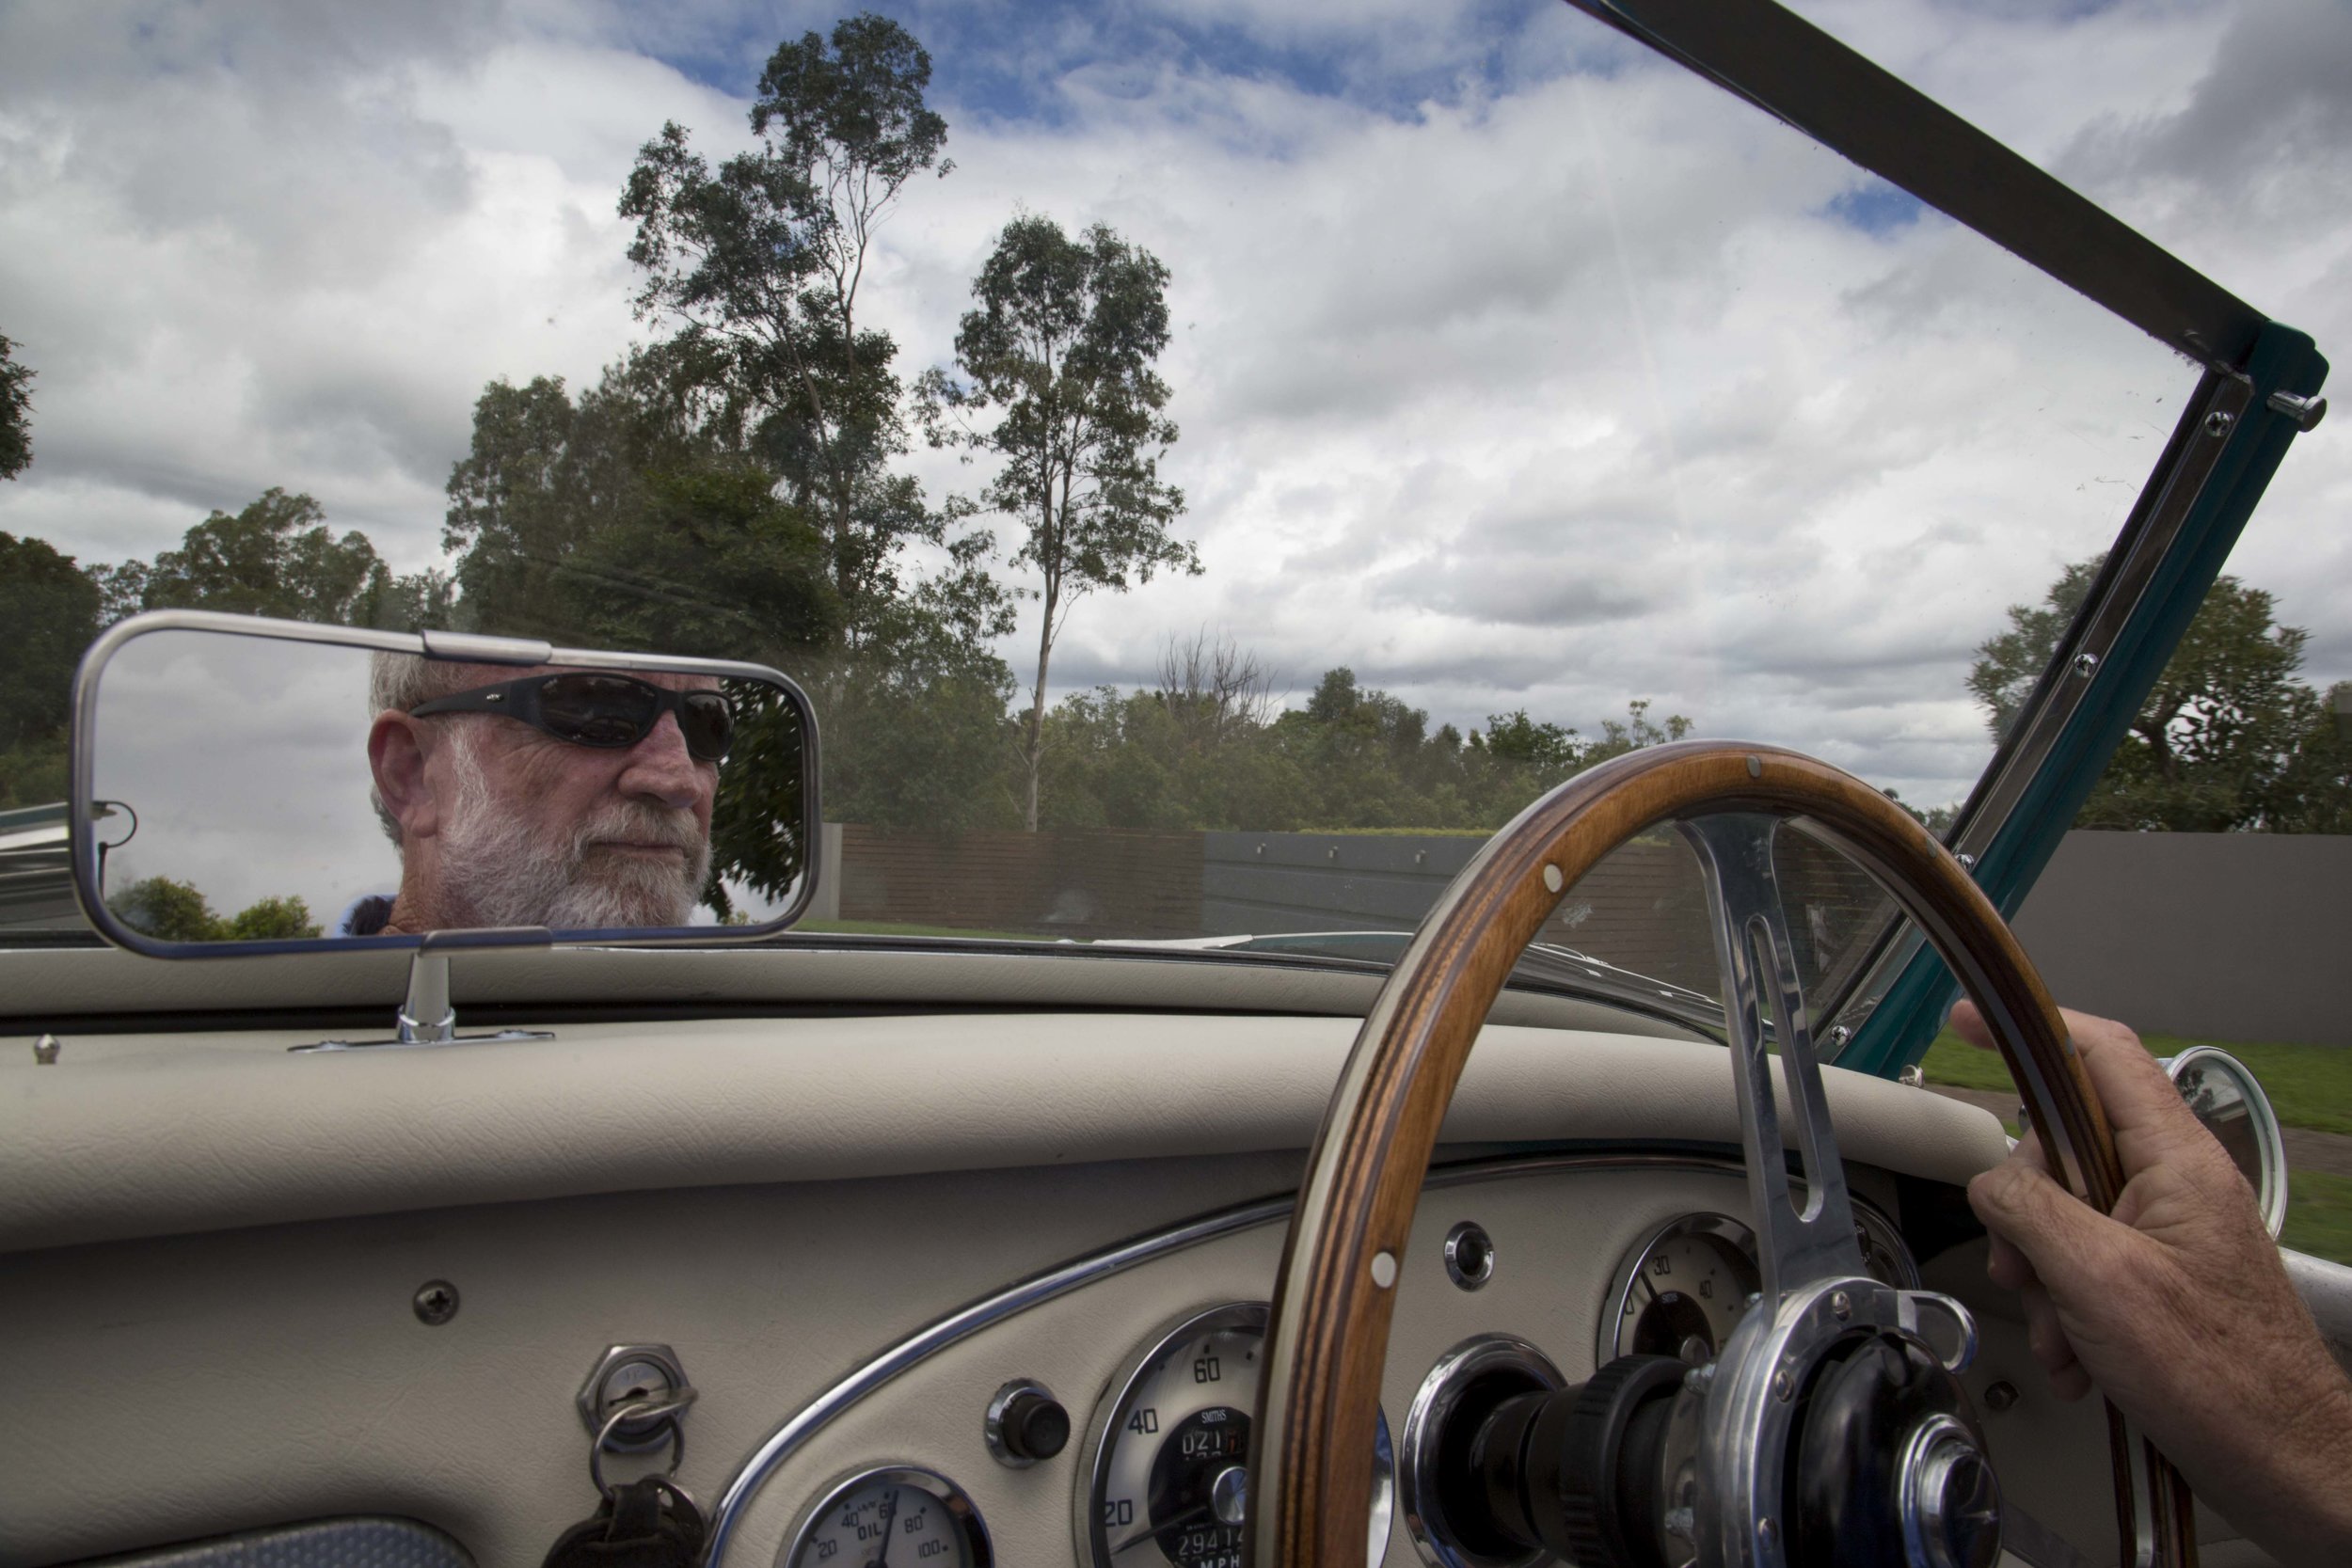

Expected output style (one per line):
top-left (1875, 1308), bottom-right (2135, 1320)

top-left (1156, 626), bottom-right (1275, 749)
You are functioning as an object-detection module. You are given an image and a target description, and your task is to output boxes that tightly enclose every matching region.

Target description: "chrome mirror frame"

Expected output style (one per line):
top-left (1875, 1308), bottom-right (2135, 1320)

top-left (2163, 1045), bottom-right (2290, 1240)
top-left (67, 609), bottom-right (823, 958)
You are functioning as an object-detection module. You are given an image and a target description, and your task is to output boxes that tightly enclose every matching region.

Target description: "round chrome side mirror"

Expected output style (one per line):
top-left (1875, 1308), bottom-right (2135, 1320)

top-left (2162, 1047), bottom-right (2287, 1239)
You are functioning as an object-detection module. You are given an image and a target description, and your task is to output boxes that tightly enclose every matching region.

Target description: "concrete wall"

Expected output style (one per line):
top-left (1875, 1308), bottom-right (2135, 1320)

top-left (2012, 831), bottom-right (2352, 1048)
top-left (825, 822), bottom-right (2348, 1047)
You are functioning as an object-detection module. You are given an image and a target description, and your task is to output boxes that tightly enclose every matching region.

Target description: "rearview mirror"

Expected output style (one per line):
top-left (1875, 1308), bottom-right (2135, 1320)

top-left (70, 611), bottom-right (820, 954)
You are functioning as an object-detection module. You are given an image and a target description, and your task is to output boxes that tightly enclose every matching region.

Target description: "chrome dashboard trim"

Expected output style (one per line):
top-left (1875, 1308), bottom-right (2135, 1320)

top-left (706, 1150), bottom-right (1913, 1566)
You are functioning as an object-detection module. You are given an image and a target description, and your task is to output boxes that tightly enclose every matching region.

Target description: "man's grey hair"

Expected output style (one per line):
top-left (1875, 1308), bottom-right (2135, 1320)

top-left (369, 652), bottom-right (484, 847)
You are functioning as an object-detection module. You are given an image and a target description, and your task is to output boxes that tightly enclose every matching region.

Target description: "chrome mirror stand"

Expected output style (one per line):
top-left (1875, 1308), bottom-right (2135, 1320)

top-left (292, 937), bottom-right (556, 1053)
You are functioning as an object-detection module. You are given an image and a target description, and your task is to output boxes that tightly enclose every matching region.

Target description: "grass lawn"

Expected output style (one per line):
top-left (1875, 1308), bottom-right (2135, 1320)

top-left (1919, 1027), bottom-right (2352, 1265)
top-left (2285, 1171), bottom-right (2352, 1267)
top-left (1918, 1028), bottom-right (2352, 1135)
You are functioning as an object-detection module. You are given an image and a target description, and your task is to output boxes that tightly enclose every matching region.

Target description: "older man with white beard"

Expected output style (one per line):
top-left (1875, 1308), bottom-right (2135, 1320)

top-left (352, 653), bottom-right (726, 936)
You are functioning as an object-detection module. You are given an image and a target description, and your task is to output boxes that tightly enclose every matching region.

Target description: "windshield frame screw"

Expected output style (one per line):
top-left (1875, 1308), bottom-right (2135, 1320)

top-left (33, 1033), bottom-right (60, 1065)
top-left (2204, 408), bottom-right (2235, 437)
top-left (411, 1279), bottom-right (460, 1327)
top-left (2266, 389), bottom-right (2327, 431)
top-left (2072, 651), bottom-right (2100, 678)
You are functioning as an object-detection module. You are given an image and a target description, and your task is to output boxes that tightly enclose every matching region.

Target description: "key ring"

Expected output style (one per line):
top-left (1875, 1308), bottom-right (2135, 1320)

top-left (590, 1386), bottom-right (696, 1501)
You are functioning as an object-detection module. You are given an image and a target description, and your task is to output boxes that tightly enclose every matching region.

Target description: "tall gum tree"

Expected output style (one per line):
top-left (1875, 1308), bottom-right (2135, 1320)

top-left (619, 12), bottom-right (952, 644)
top-left (0, 333), bottom-right (33, 481)
top-left (919, 215), bottom-right (1198, 831)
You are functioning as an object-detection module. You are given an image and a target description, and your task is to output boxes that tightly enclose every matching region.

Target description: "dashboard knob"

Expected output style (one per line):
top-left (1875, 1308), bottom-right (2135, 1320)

top-left (1002, 1388), bottom-right (1070, 1459)
top-left (987, 1381), bottom-right (1071, 1465)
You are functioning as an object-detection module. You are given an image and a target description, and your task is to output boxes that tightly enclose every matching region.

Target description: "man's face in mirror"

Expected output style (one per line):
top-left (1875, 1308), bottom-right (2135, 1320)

top-left (364, 659), bottom-right (721, 934)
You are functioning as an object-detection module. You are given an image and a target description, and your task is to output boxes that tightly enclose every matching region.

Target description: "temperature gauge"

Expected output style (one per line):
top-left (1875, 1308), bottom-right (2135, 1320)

top-left (785, 1466), bottom-right (991, 1568)
top-left (1602, 1212), bottom-right (1762, 1364)
top-left (1601, 1204), bottom-right (1921, 1366)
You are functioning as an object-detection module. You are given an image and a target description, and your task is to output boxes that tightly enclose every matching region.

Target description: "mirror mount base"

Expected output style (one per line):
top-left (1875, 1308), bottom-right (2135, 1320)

top-left (400, 950), bottom-right (455, 1044)
top-left (288, 945), bottom-right (557, 1053)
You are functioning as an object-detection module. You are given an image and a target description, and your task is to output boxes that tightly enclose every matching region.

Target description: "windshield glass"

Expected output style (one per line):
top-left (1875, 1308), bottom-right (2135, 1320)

top-left (1, 3), bottom-right (2318, 1016)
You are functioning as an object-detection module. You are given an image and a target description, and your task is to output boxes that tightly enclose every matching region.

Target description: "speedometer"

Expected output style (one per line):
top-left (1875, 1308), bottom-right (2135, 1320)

top-left (1079, 1302), bottom-right (1394, 1568)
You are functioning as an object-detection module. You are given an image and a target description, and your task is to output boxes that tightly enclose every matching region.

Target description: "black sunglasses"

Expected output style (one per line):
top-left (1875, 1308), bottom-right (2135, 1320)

top-left (410, 673), bottom-right (733, 761)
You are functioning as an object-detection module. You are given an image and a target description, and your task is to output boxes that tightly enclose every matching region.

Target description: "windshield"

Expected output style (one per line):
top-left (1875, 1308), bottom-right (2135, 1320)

top-left (1, 4), bottom-right (2338, 1023)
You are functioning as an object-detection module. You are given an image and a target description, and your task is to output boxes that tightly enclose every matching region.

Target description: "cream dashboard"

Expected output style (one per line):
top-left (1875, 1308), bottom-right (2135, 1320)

top-left (2, 973), bottom-right (2133, 1568)
top-left (716, 1152), bottom-right (1975, 1568)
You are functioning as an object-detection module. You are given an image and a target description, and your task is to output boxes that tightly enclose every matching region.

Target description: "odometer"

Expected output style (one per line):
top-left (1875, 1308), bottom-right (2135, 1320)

top-left (1079, 1303), bottom-right (1392, 1568)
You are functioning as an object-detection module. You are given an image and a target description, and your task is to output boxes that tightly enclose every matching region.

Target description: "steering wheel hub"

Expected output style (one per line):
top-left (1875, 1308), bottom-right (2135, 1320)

top-left (1901, 1416), bottom-right (2001, 1568)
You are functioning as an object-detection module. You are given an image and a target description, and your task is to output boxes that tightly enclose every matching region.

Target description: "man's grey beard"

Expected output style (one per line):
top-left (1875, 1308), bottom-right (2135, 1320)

top-left (435, 727), bottom-right (711, 929)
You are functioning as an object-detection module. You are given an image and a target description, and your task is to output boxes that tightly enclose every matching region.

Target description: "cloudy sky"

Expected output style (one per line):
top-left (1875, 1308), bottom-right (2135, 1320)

top-left (3, 0), bottom-right (2345, 811)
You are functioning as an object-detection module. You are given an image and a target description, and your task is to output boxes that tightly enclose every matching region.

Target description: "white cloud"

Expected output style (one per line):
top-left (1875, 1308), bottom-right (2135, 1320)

top-left (3, 0), bottom-right (2345, 819)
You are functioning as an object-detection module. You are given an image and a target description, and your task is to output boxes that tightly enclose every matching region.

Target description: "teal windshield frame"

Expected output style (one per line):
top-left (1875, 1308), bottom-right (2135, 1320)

top-left (1845, 325), bottom-right (2328, 1076)
top-left (1560, 0), bottom-right (2332, 1076)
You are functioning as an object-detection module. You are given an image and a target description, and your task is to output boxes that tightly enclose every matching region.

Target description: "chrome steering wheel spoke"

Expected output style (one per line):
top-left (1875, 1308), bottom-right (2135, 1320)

top-left (1677, 811), bottom-right (1998, 1568)
top-left (1678, 812), bottom-right (1868, 1302)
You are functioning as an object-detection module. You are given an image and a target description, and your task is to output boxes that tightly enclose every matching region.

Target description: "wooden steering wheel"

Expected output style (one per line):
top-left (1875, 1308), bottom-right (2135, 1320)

top-left (1247, 741), bottom-right (2195, 1568)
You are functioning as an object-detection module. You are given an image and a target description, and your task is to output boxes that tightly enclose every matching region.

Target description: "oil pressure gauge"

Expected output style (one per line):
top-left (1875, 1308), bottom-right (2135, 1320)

top-left (1080, 1303), bottom-right (1393, 1568)
top-left (785, 1465), bottom-right (991, 1568)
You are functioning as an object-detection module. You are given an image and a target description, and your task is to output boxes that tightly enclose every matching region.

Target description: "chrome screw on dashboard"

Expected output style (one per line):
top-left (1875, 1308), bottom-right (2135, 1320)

top-left (1982, 1381), bottom-right (2019, 1415)
top-left (32, 1033), bottom-right (59, 1065)
top-left (1443, 1220), bottom-right (1497, 1291)
top-left (412, 1279), bottom-right (459, 1326)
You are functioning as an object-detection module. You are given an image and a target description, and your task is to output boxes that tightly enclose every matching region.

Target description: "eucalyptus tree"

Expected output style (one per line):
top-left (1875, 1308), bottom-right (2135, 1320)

top-left (104, 488), bottom-right (449, 631)
top-left (0, 334), bottom-right (31, 480)
top-left (619, 13), bottom-right (952, 643)
top-left (919, 215), bottom-right (1198, 831)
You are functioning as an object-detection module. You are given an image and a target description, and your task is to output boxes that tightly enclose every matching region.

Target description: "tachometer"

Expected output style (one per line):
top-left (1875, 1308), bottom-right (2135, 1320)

top-left (1080, 1302), bottom-right (1393, 1568)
